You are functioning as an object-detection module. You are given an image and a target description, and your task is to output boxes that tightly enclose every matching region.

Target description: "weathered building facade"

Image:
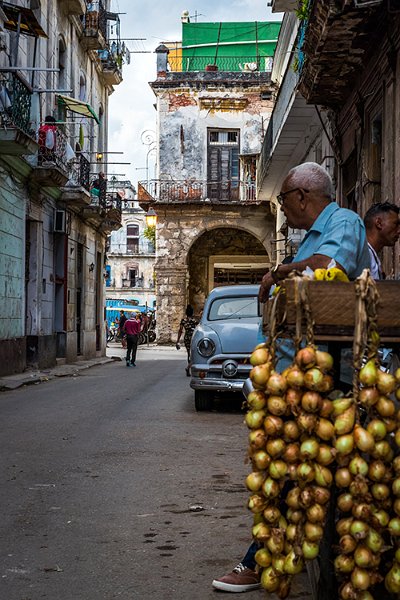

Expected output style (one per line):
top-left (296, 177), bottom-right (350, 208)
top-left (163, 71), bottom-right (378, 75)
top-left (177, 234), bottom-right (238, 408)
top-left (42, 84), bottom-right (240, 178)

top-left (0, 0), bottom-right (125, 376)
top-left (106, 180), bottom-right (156, 308)
top-left (139, 20), bottom-right (280, 343)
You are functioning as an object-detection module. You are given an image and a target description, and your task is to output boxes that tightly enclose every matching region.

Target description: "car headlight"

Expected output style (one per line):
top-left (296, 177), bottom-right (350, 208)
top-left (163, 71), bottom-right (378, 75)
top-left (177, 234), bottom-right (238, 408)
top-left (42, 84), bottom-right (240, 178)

top-left (197, 338), bottom-right (215, 357)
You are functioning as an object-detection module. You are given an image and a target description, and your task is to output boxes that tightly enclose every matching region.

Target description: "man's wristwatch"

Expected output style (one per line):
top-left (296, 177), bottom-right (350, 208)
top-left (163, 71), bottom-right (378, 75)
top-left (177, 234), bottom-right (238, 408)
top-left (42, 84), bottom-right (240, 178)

top-left (270, 264), bottom-right (281, 284)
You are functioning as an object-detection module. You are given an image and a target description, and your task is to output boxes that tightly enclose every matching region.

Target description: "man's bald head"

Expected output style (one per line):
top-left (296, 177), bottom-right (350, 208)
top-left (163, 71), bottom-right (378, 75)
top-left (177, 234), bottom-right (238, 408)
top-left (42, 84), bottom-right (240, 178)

top-left (286, 162), bottom-right (334, 202)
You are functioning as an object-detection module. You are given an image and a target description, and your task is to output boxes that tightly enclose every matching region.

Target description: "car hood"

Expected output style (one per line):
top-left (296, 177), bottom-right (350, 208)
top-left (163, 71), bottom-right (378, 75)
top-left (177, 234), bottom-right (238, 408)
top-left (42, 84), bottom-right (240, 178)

top-left (206, 319), bottom-right (261, 354)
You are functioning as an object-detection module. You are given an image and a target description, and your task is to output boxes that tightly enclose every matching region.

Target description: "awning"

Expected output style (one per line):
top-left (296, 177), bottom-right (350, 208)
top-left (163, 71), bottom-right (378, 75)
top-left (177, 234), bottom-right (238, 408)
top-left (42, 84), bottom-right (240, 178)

top-left (2, 2), bottom-right (47, 37)
top-left (57, 95), bottom-right (100, 124)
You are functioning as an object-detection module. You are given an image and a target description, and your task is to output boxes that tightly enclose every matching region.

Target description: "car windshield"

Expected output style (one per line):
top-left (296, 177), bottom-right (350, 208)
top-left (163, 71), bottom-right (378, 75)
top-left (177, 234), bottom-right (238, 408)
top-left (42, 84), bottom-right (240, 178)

top-left (208, 296), bottom-right (259, 321)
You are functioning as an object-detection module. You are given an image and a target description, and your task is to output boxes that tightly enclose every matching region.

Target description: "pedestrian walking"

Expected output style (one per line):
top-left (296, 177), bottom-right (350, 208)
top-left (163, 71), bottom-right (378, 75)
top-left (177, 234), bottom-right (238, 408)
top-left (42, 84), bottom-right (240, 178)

top-left (124, 313), bottom-right (141, 367)
top-left (118, 310), bottom-right (127, 349)
top-left (176, 305), bottom-right (198, 376)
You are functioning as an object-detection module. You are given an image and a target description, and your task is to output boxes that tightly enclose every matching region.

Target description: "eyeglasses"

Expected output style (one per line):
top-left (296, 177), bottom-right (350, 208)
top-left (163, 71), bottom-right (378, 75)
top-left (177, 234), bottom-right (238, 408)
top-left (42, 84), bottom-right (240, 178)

top-left (277, 187), bottom-right (309, 206)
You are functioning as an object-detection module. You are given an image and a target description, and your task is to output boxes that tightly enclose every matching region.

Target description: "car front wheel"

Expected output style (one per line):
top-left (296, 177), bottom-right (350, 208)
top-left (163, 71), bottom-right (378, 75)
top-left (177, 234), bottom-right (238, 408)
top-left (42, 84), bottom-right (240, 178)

top-left (194, 390), bottom-right (213, 411)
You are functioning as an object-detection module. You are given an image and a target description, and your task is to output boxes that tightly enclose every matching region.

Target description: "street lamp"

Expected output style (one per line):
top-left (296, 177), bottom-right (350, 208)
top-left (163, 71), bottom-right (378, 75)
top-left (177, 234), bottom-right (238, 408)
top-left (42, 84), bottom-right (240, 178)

top-left (145, 207), bottom-right (157, 227)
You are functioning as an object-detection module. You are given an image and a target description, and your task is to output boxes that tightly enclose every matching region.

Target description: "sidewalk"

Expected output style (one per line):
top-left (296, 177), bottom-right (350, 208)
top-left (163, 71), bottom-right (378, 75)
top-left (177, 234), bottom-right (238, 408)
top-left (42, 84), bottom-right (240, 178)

top-left (0, 344), bottom-right (181, 392)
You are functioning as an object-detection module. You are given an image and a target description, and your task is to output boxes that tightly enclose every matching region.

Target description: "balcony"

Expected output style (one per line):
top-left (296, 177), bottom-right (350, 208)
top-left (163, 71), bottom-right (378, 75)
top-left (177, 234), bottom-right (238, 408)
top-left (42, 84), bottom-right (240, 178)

top-left (64, 0), bottom-right (86, 15)
top-left (168, 54), bottom-right (273, 74)
top-left (30, 126), bottom-right (70, 188)
top-left (60, 154), bottom-right (91, 207)
top-left (80, 1), bottom-right (107, 51)
top-left (0, 70), bottom-right (38, 156)
top-left (138, 179), bottom-right (257, 205)
top-left (83, 190), bottom-right (122, 231)
top-left (99, 49), bottom-right (123, 86)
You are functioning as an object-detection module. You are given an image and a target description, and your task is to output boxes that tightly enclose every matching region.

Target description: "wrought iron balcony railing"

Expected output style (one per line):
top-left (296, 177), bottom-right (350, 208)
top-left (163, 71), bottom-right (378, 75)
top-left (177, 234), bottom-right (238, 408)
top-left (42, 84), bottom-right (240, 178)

top-left (69, 153), bottom-right (91, 191)
top-left (37, 126), bottom-right (70, 172)
top-left (167, 55), bottom-right (273, 73)
top-left (83, 0), bottom-right (107, 40)
top-left (0, 70), bottom-right (34, 137)
top-left (138, 179), bottom-right (257, 204)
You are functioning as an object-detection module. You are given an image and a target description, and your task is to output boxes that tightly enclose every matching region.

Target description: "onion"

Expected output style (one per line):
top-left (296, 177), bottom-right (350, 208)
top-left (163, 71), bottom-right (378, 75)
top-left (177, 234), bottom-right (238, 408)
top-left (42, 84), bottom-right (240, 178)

top-left (334, 554), bottom-right (355, 573)
top-left (245, 409), bottom-right (266, 429)
top-left (335, 467), bottom-right (352, 488)
top-left (315, 350), bottom-right (334, 372)
top-left (384, 564), bottom-right (400, 595)
top-left (300, 438), bottom-right (320, 460)
top-left (339, 534), bottom-right (357, 554)
top-left (283, 420), bottom-right (300, 441)
top-left (382, 417), bottom-right (397, 433)
top-left (339, 582), bottom-right (357, 600)
top-left (301, 390), bottom-right (322, 413)
top-left (307, 503), bottom-right (326, 523)
top-left (266, 438), bottom-right (286, 458)
top-left (372, 440), bottom-right (393, 461)
top-left (319, 375), bottom-right (334, 394)
top-left (262, 477), bottom-right (280, 499)
top-left (299, 487), bottom-right (314, 508)
top-left (320, 399), bottom-right (333, 418)
top-left (337, 493), bottom-right (354, 513)
top-left (376, 369), bottom-right (396, 394)
top-left (246, 471), bottom-right (265, 491)
top-left (254, 547), bottom-right (272, 568)
top-left (371, 482), bottom-right (390, 501)
top-left (394, 456), bottom-right (400, 474)
top-left (269, 459), bottom-right (288, 480)
top-left (248, 493), bottom-right (266, 513)
top-left (304, 521), bottom-right (324, 542)
top-left (285, 367), bottom-right (304, 388)
top-left (335, 433), bottom-right (354, 455)
top-left (272, 554), bottom-right (286, 574)
top-left (315, 418), bottom-right (335, 441)
top-left (250, 363), bottom-right (272, 389)
top-left (396, 429), bottom-right (400, 448)
top-left (371, 508), bottom-right (390, 528)
top-left (287, 464), bottom-right (298, 480)
top-left (252, 450), bottom-right (271, 470)
top-left (317, 444), bottom-right (336, 465)
top-left (302, 540), bottom-right (319, 560)
top-left (332, 396), bottom-right (353, 417)
top-left (266, 530), bottom-right (284, 555)
top-left (351, 503), bottom-right (371, 521)
top-left (356, 592), bottom-right (375, 600)
top-left (277, 577), bottom-right (291, 599)
top-left (252, 521), bottom-right (271, 540)
top-left (359, 359), bottom-right (378, 386)
top-left (260, 566), bottom-right (280, 592)
top-left (349, 478), bottom-right (369, 497)
top-left (297, 412), bottom-right (317, 433)
top-left (350, 519), bottom-right (369, 540)
top-left (367, 418), bottom-right (387, 440)
top-left (263, 506), bottom-right (281, 525)
top-left (283, 550), bottom-right (304, 575)
top-left (267, 395), bottom-right (287, 416)
top-left (353, 425), bottom-right (375, 452)
top-left (393, 477), bottom-right (400, 497)
top-left (250, 347), bottom-right (271, 366)
top-left (354, 545), bottom-right (373, 568)
top-left (396, 367), bottom-right (400, 383)
top-left (375, 395), bottom-right (396, 418)
top-left (249, 429), bottom-right (266, 449)
top-left (287, 508), bottom-right (303, 524)
top-left (393, 498), bottom-right (400, 516)
top-left (336, 517), bottom-right (353, 537)
top-left (264, 415), bottom-right (284, 436)
top-left (396, 547), bottom-right (400, 562)
top-left (349, 455), bottom-right (369, 477)
top-left (286, 523), bottom-right (298, 542)
top-left (283, 442), bottom-right (300, 464)
top-left (267, 372), bottom-right (287, 395)
top-left (295, 346), bottom-right (316, 370)
top-left (314, 464), bottom-right (333, 488)
top-left (285, 388), bottom-right (302, 410)
top-left (304, 367), bottom-right (325, 392)
top-left (351, 566), bottom-right (370, 591)
top-left (286, 487), bottom-right (301, 510)
top-left (247, 390), bottom-right (267, 410)
top-left (334, 405), bottom-right (356, 435)
top-left (297, 462), bottom-right (315, 483)
top-left (388, 517), bottom-right (400, 537)
top-left (358, 386), bottom-right (379, 407)
top-left (313, 486), bottom-right (330, 505)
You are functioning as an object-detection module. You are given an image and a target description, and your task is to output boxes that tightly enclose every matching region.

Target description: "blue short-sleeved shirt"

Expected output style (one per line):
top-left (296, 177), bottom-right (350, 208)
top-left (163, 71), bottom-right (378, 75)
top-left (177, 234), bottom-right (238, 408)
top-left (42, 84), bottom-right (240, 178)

top-left (294, 202), bottom-right (370, 277)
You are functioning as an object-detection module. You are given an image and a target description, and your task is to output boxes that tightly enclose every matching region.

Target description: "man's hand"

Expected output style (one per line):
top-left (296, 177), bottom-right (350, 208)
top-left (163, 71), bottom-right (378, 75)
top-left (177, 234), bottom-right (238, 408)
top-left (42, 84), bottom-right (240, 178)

top-left (258, 271), bottom-right (275, 303)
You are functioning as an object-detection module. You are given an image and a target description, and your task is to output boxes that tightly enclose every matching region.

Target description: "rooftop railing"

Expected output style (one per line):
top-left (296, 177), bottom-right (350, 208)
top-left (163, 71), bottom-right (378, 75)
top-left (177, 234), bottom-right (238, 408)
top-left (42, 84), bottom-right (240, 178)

top-left (167, 55), bottom-right (273, 73)
top-left (138, 179), bottom-right (257, 204)
top-left (0, 70), bottom-right (34, 137)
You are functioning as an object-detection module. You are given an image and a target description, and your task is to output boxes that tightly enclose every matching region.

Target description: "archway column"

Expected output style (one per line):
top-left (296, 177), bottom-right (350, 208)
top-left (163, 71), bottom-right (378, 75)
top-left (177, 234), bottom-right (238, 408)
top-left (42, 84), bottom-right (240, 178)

top-left (155, 262), bottom-right (188, 344)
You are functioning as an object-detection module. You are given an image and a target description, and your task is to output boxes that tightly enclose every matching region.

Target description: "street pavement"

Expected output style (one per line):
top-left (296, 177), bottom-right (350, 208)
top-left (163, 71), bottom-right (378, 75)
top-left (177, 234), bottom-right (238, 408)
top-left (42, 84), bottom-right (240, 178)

top-left (0, 344), bottom-right (312, 599)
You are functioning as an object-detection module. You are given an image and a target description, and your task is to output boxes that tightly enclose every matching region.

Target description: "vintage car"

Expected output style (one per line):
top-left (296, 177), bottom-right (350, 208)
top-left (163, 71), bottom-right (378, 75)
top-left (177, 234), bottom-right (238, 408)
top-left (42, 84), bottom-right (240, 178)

top-left (190, 284), bottom-right (261, 411)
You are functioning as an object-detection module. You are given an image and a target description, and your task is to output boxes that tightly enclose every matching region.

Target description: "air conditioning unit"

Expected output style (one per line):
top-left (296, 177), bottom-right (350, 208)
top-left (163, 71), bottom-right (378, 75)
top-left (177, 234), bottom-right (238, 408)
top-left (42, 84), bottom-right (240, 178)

top-left (354, 0), bottom-right (382, 6)
top-left (54, 209), bottom-right (66, 233)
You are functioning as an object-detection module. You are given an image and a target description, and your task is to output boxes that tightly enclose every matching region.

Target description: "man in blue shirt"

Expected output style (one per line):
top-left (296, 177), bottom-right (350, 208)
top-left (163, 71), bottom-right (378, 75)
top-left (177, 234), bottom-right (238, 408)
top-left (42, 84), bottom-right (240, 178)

top-left (212, 162), bottom-right (371, 594)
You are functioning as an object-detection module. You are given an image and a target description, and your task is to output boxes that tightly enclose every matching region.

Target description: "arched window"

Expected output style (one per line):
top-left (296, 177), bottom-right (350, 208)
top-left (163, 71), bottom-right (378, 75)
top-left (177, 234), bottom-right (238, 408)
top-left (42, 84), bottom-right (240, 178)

top-left (126, 224), bottom-right (139, 253)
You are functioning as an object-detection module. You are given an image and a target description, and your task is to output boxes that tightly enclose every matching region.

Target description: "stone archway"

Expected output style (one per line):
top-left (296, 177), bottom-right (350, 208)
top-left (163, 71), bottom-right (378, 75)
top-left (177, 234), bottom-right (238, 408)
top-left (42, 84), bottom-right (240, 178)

top-left (187, 227), bottom-right (270, 313)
